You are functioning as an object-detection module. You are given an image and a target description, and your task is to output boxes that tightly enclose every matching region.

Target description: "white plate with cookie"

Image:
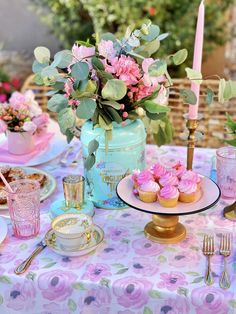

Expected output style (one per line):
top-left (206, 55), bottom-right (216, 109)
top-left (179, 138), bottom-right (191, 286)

top-left (0, 166), bottom-right (57, 210)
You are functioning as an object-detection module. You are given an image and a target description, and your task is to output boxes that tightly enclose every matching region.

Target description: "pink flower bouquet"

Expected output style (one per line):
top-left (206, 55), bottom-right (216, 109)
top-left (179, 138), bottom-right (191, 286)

top-left (0, 90), bottom-right (49, 134)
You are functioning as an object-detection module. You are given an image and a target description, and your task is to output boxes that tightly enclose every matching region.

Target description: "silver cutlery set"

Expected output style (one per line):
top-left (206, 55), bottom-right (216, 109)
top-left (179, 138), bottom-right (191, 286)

top-left (60, 146), bottom-right (83, 167)
top-left (203, 234), bottom-right (231, 289)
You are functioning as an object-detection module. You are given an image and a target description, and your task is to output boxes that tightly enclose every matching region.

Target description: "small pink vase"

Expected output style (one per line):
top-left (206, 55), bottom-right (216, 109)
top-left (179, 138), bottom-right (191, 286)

top-left (7, 130), bottom-right (35, 155)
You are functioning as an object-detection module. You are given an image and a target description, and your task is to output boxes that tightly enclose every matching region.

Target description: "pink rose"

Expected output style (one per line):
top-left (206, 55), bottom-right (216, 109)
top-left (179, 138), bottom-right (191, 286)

top-left (5, 280), bottom-right (36, 311)
top-left (155, 84), bottom-right (168, 105)
top-left (38, 269), bottom-right (77, 301)
top-left (98, 40), bottom-right (116, 60)
top-left (32, 113), bottom-right (49, 130)
top-left (0, 94), bottom-right (7, 102)
top-left (22, 121), bottom-right (37, 133)
top-left (0, 119), bottom-right (7, 133)
top-left (113, 276), bottom-right (153, 309)
top-left (9, 91), bottom-right (26, 110)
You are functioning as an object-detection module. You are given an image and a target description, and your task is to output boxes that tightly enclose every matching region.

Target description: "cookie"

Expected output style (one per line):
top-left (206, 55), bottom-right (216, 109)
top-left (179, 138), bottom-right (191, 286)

top-left (8, 167), bottom-right (26, 182)
top-left (0, 166), bottom-right (11, 179)
top-left (0, 189), bottom-right (7, 205)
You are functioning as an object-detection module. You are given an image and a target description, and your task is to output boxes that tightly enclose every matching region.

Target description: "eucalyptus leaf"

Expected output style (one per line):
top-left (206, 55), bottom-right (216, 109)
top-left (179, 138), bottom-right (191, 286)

top-left (76, 98), bottom-right (96, 119)
top-left (45, 89), bottom-right (59, 96)
top-left (141, 25), bottom-right (160, 42)
top-left (34, 73), bottom-right (44, 85)
top-left (88, 139), bottom-right (99, 154)
top-left (106, 106), bottom-right (122, 123)
top-left (34, 46), bottom-right (50, 64)
top-left (41, 66), bottom-right (60, 85)
top-left (144, 100), bottom-right (170, 114)
top-left (51, 50), bottom-right (73, 68)
top-left (91, 56), bottom-right (105, 71)
top-left (146, 111), bottom-right (166, 120)
top-left (185, 67), bottom-right (202, 84)
top-left (206, 88), bottom-right (214, 105)
top-left (100, 33), bottom-right (116, 42)
top-left (71, 61), bottom-right (89, 81)
top-left (65, 129), bottom-right (74, 143)
top-left (134, 39), bottom-right (160, 57)
top-left (149, 60), bottom-right (167, 77)
top-left (101, 100), bottom-right (122, 110)
top-left (173, 49), bottom-right (188, 65)
top-left (48, 94), bottom-right (68, 112)
top-left (84, 154), bottom-right (96, 170)
top-left (102, 79), bottom-right (127, 101)
top-left (180, 89), bottom-right (197, 105)
top-left (98, 115), bottom-right (112, 130)
top-left (158, 33), bottom-right (169, 41)
top-left (58, 107), bottom-right (76, 134)
top-left (32, 60), bottom-right (49, 73)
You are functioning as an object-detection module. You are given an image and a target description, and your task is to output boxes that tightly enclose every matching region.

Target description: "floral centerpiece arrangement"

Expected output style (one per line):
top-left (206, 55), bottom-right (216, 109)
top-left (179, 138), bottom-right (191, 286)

top-left (0, 90), bottom-right (49, 134)
top-left (32, 22), bottom-right (194, 169)
top-left (0, 69), bottom-right (21, 103)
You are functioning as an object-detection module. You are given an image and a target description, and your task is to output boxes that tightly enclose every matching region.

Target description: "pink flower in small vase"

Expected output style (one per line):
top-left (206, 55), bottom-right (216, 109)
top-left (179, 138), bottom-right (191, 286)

top-left (82, 263), bottom-right (112, 282)
top-left (32, 113), bottom-right (49, 131)
top-left (9, 91), bottom-right (26, 110)
top-left (98, 40), bottom-right (116, 60)
top-left (22, 121), bottom-right (37, 133)
top-left (113, 276), bottom-right (153, 309)
top-left (157, 271), bottom-right (188, 291)
top-left (38, 269), bottom-right (77, 301)
top-left (106, 55), bottom-right (141, 86)
top-left (0, 119), bottom-right (7, 133)
top-left (0, 94), bottom-right (7, 102)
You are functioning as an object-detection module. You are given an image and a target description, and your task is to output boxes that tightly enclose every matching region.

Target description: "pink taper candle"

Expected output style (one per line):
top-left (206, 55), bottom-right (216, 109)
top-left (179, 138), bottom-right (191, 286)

top-left (188, 0), bottom-right (205, 119)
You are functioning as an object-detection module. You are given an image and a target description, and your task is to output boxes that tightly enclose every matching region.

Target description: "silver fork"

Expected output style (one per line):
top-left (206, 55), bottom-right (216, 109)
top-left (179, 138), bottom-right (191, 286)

top-left (202, 235), bottom-right (215, 285)
top-left (219, 234), bottom-right (231, 289)
top-left (60, 146), bottom-right (73, 166)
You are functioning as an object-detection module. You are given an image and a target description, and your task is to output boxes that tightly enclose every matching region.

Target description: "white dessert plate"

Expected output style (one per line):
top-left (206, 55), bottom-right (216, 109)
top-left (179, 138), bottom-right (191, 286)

top-left (117, 175), bottom-right (221, 216)
top-left (45, 224), bottom-right (104, 257)
top-left (0, 119), bottom-right (67, 167)
top-left (0, 166), bottom-right (57, 211)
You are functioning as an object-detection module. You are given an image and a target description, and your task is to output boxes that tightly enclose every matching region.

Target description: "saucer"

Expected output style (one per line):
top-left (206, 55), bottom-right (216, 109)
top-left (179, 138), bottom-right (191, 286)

top-left (49, 199), bottom-right (95, 219)
top-left (45, 224), bottom-right (104, 257)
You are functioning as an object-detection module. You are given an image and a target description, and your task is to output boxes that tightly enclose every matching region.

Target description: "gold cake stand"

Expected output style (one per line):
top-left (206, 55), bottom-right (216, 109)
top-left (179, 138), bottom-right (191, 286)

top-left (116, 176), bottom-right (220, 244)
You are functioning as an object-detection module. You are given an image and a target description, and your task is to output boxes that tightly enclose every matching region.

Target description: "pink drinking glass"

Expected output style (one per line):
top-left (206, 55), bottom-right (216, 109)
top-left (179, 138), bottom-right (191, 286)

top-left (6, 179), bottom-right (40, 239)
top-left (216, 147), bottom-right (236, 199)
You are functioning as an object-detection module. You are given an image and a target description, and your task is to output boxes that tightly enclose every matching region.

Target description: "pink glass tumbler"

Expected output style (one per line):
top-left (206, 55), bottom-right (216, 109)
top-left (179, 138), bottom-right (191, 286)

top-left (216, 147), bottom-right (236, 199)
top-left (6, 179), bottom-right (40, 239)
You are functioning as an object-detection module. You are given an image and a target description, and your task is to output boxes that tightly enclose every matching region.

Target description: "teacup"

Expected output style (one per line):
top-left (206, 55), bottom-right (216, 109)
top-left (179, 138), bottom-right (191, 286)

top-left (51, 213), bottom-right (93, 250)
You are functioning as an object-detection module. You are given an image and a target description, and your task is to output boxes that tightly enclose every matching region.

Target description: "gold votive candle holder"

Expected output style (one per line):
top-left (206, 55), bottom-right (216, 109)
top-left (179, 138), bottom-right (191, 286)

top-left (63, 175), bottom-right (85, 209)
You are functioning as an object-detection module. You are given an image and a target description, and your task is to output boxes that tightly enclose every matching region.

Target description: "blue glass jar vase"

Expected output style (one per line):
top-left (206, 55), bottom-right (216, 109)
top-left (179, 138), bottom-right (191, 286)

top-left (80, 119), bottom-right (146, 209)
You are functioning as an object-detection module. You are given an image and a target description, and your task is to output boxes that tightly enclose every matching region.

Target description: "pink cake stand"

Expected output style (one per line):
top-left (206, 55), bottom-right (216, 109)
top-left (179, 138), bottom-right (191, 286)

top-left (117, 175), bottom-right (221, 244)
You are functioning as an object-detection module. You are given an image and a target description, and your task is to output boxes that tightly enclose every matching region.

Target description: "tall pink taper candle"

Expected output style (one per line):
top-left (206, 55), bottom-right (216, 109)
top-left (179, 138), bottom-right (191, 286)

top-left (188, 0), bottom-right (205, 119)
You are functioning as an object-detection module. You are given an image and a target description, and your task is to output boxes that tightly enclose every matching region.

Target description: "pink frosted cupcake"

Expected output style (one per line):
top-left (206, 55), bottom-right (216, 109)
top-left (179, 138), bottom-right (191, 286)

top-left (159, 172), bottom-right (179, 187)
top-left (158, 185), bottom-right (179, 207)
top-left (151, 163), bottom-right (167, 182)
top-left (131, 169), bottom-right (140, 188)
top-left (178, 179), bottom-right (198, 203)
top-left (138, 181), bottom-right (160, 203)
top-left (137, 170), bottom-right (154, 187)
top-left (180, 170), bottom-right (201, 190)
top-left (169, 161), bottom-right (186, 178)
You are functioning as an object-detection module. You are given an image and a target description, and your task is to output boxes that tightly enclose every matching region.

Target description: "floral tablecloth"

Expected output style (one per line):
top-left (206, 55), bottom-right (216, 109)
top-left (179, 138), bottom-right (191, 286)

top-left (0, 144), bottom-right (236, 314)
